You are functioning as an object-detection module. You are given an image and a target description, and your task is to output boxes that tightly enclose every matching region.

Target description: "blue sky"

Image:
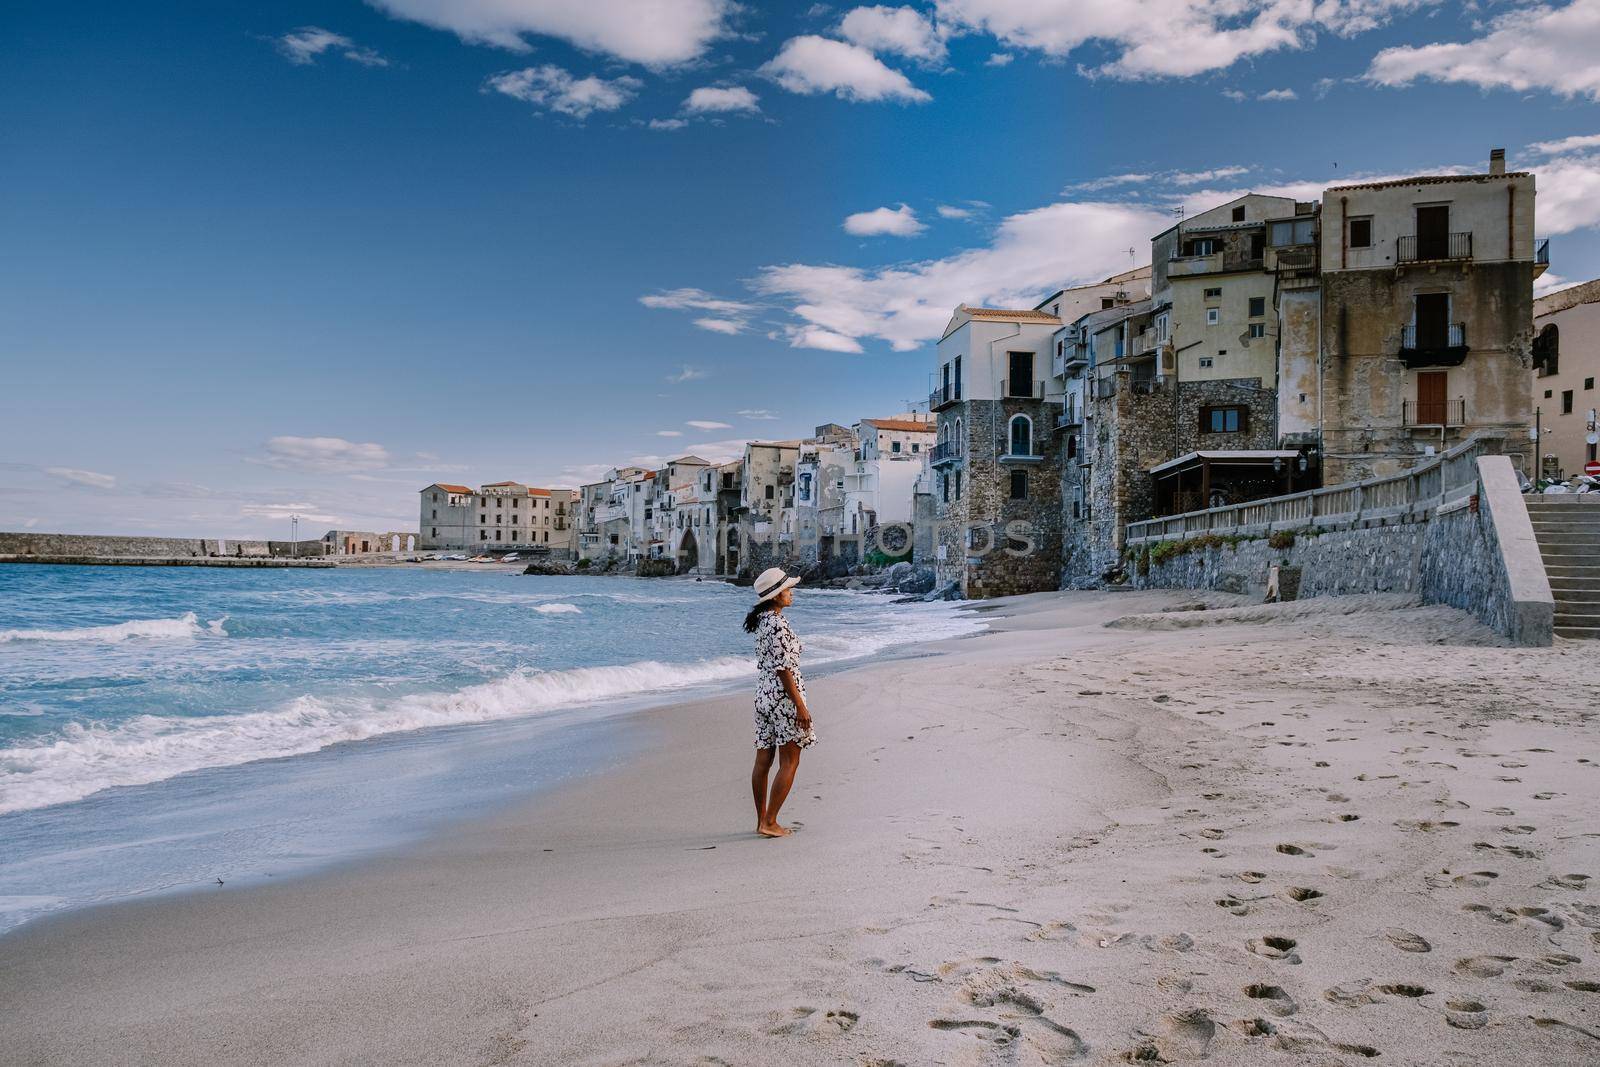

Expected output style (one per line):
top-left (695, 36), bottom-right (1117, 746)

top-left (5, 0), bottom-right (1600, 536)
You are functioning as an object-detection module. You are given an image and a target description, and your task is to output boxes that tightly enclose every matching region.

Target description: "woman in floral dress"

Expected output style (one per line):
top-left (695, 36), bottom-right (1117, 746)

top-left (744, 568), bottom-right (815, 838)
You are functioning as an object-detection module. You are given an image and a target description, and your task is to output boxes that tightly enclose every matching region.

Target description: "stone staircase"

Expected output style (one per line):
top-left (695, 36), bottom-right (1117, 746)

top-left (1526, 495), bottom-right (1600, 639)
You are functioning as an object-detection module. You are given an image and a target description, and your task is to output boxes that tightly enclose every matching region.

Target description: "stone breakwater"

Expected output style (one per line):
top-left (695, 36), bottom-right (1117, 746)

top-left (0, 533), bottom-right (334, 568)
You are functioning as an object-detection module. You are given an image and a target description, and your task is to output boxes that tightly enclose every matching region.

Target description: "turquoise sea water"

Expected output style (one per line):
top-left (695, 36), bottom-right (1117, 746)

top-left (0, 564), bottom-right (981, 932)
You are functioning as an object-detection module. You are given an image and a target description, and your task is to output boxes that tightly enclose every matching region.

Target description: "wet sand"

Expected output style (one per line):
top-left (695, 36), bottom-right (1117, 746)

top-left (2, 589), bottom-right (1598, 1065)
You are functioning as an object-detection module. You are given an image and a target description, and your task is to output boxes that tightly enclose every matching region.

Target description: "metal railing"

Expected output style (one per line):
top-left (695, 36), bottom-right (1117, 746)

top-left (1000, 378), bottom-right (1045, 400)
top-left (1400, 322), bottom-right (1466, 350)
top-left (1536, 237), bottom-right (1550, 266)
top-left (929, 384), bottom-right (962, 410)
top-left (1126, 435), bottom-right (1492, 545)
top-left (1397, 232), bottom-right (1472, 263)
top-left (1056, 403), bottom-right (1082, 429)
top-left (930, 440), bottom-right (961, 465)
top-left (1403, 397), bottom-right (1466, 428)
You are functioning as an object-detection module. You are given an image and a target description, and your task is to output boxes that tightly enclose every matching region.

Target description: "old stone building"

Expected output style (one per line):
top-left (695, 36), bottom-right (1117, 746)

top-left (419, 482), bottom-right (576, 555)
top-left (1313, 151), bottom-right (1541, 482)
top-left (1532, 278), bottom-right (1600, 478)
top-left (930, 304), bottom-right (1063, 597)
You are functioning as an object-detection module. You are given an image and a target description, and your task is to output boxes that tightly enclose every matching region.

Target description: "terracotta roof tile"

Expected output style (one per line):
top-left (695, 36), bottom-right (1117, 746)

top-left (434, 483), bottom-right (473, 494)
top-left (863, 418), bottom-right (936, 433)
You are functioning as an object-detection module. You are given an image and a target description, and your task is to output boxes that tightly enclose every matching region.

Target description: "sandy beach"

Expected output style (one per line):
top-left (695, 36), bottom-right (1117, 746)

top-left (3, 589), bottom-right (1598, 1066)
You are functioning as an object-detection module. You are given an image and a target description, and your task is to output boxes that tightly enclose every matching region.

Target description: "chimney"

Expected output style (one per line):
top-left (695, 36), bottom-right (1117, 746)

top-left (1489, 147), bottom-right (1506, 175)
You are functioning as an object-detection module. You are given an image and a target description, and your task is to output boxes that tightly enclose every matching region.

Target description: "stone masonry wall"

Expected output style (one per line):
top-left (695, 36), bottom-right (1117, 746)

top-left (1175, 377), bottom-right (1278, 455)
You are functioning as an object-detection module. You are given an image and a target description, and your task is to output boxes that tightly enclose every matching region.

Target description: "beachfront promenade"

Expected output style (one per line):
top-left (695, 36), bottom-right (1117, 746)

top-left (3, 589), bottom-right (1597, 1065)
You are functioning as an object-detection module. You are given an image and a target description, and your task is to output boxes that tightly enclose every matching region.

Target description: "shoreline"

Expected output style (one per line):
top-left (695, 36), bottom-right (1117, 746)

top-left (3, 590), bottom-right (1598, 1064)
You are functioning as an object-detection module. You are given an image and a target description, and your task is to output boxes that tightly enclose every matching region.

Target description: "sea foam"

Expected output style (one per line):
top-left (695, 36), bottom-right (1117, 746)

top-left (0, 655), bottom-right (753, 814)
top-left (0, 612), bottom-right (225, 644)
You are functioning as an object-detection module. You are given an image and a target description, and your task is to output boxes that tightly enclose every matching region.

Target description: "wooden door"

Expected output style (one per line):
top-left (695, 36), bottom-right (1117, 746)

top-left (1008, 351), bottom-right (1032, 397)
top-left (1416, 371), bottom-right (1447, 425)
top-left (1416, 205), bottom-right (1449, 260)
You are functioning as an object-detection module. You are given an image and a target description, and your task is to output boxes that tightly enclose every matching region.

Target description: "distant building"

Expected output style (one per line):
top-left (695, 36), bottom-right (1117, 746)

top-left (418, 481), bottom-right (576, 556)
top-left (322, 530), bottom-right (417, 555)
top-left (1533, 278), bottom-right (1600, 478)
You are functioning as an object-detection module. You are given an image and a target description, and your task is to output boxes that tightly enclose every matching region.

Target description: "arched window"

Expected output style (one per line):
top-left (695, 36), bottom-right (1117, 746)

top-left (1008, 414), bottom-right (1033, 457)
top-left (1534, 323), bottom-right (1560, 376)
top-left (955, 416), bottom-right (964, 449)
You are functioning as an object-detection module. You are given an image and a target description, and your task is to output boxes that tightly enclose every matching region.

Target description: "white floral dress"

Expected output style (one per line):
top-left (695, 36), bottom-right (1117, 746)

top-left (753, 611), bottom-right (817, 750)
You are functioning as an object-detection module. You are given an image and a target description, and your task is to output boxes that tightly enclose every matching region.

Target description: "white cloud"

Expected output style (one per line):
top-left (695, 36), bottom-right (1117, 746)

top-left (46, 467), bottom-right (116, 490)
top-left (680, 437), bottom-right (753, 463)
top-left (1170, 166), bottom-right (1250, 185)
top-left (276, 27), bottom-right (389, 67)
top-left (693, 317), bottom-right (743, 334)
top-left (761, 35), bottom-right (931, 102)
top-left (686, 420), bottom-right (733, 430)
top-left (1530, 132), bottom-right (1600, 156)
top-left (755, 198), bottom-right (1166, 352)
top-left (1526, 150), bottom-right (1600, 235)
top-left (935, 0), bottom-right (1438, 79)
top-left (1257, 87), bottom-right (1297, 101)
top-left (838, 5), bottom-right (946, 62)
top-left (738, 409), bottom-right (780, 420)
top-left (937, 204), bottom-right (973, 218)
top-left (1535, 271), bottom-right (1571, 297)
top-left (485, 65), bottom-right (642, 119)
top-left (365, 0), bottom-right (733, 67)
top-left (639, 287), bottom-right (755, 316)
top-left (649, 117), bottom-right (689, 130)
top-left (1366, 0), bottom-right (1600, 100)
top-left (985, 52), bottom-right (1013, 66)
top-left (255, 436), bottom-right (392, 473)
top-left (1066, 171), bottom-right (1155, 192)
top-left (1221, 88), bottom-right (1249, 101)
top-left (843, 203), bottom-right (925, 236)
top-left (241, 502), bottom-right (342, 526)
top-left (783, 325), bottom-right (866, 353)
top-left (684, 85), bottom-right (761, 113)
top-left (666, 364), bottom-right (708, 383)
top-left (656, 430), bottom-right (684, 437)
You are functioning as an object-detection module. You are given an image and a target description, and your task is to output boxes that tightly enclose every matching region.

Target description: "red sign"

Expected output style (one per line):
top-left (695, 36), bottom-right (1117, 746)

top-left (1587, 461), bottom-right (1600, 477)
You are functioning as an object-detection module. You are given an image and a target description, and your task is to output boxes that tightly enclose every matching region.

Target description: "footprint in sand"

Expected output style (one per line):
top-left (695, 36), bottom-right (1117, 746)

top-left (1275, 843), bottom-right (1311, 857)
top-left (1324, 979), bottom-right (1381, 1008)
top-left (1243, 984), bottom-right (1297, 1016)
top-left (1283, 886), bottom-right (1324, 903)
top-left (768, 1007), bottom-right (860, 1037)
top-left (1444, 999), bottom-right (1489, 1029)
top-left (1247, 935), bottom-right (1300, 963)
top-left (1384, 929), bottom-right (1432, 953)
top-left (1126, 1008), bottom-right (1216, 1064)
top-left (1452, 871), bottom-right (1499, 888)
top-left (1454, 954), bottom-right (1518, 978)
top-left (1542, 873), bottom-right (1592, 890)
top-left (1377, 983), bottom-right (1431, 999)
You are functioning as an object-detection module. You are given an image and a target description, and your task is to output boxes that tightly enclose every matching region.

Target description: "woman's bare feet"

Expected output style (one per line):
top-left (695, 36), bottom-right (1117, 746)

top-left (757, 822), bottom-right (793, 837)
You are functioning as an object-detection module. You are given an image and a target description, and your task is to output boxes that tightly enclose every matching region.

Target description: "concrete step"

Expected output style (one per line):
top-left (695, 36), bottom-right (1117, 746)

top-left (1530, 518), bottom-right (1600, 529)
top-left (1552, 586), bottom-right (1600, 603)
top-left (1556, 607), bottom-right (1600, 625)
top-left (1555, 625), bottom-right (1600, 640)
top-left (1545, 565), bottom-right (1600, 577)
top-left (1551, 579), bottom-right (1600, 596)
top-left (1539, 546), bottom-right (1600, 561)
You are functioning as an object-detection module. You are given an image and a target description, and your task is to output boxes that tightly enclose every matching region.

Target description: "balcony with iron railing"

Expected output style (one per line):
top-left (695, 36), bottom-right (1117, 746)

top-left (1396, 231), bottom-right (1472, 263)
top-left (928, 383), bottom-right (962, 411)
top-left (1399, 322), bottom-right (1468, 368)
top-left (1056, 402), bottom-right (1083, 430)
top-left (930, 440), bottom-right (961, 467)
top-left (1403, 397), bottom-right (1466, 428)
top-left (1000, 378), bottom-right (1046, 400)
top-left (1535, 237), bottom-right (1551, 276)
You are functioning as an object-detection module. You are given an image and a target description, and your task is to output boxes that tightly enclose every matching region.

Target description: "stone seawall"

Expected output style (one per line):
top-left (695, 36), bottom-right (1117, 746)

top-left (1132, 457), bottom-right (1554, 645)
top-left (0, 533), bottom-right (331, 561)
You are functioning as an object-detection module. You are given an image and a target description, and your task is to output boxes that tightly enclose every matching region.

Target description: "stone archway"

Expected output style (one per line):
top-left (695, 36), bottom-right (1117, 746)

top-left (677, 530), bottom-right (699, 574)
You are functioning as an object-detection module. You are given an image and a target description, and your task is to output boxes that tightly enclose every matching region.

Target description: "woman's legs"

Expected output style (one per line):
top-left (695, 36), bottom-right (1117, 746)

top-left (760, 742), bottom-right (802, 836)
top-left (751, 746), bottom-right (775, 831)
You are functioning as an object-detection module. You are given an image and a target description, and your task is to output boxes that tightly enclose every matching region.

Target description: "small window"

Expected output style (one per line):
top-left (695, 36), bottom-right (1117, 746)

top-left (765, 484), bottom-right (775, 500)
top-left (1349, 218), bottom-right (1373, 248)
top-left (1101, 297), bottom-right (1115, 309)
top-left (1201, 405), bottom-right (1248, 433)
top-left (1204, 287), bottom-right (1222, 299)
top-left (1248, 296), bottom-right (1265, 317)
top-left (911, 442), bottom-right (920, 453)
top-left (892, 440), bottom-right (902, 453)
top-left (1545, 389), bottom-right (1554, 398)
top-left (1586, 377), bottom-right (1595, 390)
top-left (1198, 356), bottom-right (1214, 368)
top-left (1207, 308), bottom-right (1220, 325)
top-left (1563, 390), bottom-right (1575, 414)
top-left (954, 470), bottom-right (963, 500)
top-left (1231, 205), bottom-right (1246, 222)
top-left (1250, 233), bottom-right (1264, 259)
top-left (431, 527), bottom-right (437, 538)
top-left (1248, 323), bottom-right (1266, 338)
top-left (1009, 469), bottom-right (1028, 500)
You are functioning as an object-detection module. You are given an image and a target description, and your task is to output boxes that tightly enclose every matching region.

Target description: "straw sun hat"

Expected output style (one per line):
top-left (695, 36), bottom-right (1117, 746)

top-left (752, 567), bottom-right (801, 605)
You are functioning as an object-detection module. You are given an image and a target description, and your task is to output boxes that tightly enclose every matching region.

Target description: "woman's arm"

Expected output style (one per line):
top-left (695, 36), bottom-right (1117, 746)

top-left (777, 669), bottom-right (811, 731)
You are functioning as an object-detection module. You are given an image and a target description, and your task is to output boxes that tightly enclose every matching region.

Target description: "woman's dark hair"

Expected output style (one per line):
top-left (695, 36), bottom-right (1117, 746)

top-left (743, 598), bottom-right (779, 634)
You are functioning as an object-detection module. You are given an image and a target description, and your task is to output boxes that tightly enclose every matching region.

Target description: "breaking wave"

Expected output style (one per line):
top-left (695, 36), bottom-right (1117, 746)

top-left (0, 655), bottom-right (753, 814)
top-left (531, 603), bottom-right (582, 614)
top-left (0, 612), bottom-right (226, 644)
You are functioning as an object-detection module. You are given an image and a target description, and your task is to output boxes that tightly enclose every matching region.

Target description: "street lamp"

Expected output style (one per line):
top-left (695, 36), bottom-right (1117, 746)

top-left (290, 513), bottom-right (300, 558)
